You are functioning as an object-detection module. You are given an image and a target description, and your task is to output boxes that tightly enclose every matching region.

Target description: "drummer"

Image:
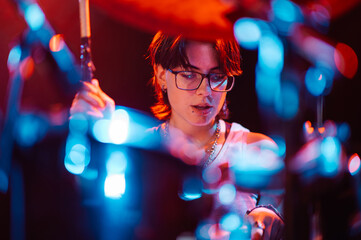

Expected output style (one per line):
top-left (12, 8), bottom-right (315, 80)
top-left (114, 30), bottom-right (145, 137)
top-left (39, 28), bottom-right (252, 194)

top-left (70, 31), bottom-right (284, 239)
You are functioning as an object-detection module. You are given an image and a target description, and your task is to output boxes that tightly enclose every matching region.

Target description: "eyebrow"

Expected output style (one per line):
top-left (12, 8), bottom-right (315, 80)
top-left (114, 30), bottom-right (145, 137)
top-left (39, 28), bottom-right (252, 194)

top-left (184, 64), bottom-right (220, 71)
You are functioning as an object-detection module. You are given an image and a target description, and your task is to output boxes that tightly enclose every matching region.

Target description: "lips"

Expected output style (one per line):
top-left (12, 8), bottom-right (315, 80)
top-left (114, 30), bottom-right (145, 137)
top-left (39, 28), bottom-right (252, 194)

top-left (192, 104), bottom-right (213, 115)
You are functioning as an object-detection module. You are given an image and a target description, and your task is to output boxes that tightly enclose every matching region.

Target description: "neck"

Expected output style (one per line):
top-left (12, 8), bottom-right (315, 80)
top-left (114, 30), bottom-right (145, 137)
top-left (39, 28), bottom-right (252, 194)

top-left (168, 118), bottom-right (218, 147)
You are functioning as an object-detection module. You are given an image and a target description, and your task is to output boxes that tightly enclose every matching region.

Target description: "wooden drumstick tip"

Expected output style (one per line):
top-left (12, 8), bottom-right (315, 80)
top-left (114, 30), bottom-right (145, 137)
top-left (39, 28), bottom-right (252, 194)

top-left (79, 0), bottom-right (91, 38)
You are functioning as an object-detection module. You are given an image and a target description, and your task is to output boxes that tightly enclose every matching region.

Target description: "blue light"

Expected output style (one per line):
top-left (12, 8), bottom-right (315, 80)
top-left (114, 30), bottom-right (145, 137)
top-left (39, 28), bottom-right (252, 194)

top-left (258, 34), bottom-right (284, 72)
top-left (104, 174), bottom-right (126, 199)
top-left (337, 122), bottom-right (351, 142)
top-left (305, 67), bottom-right (327, 96)
top-left (15, 114), bottom-right (48, 147)
top-left (7, 45), bottom-right (21, 70)
top-left (234, 18), bottom-right (261, 50)
top-left (92, 119), bottom-right (111, 143)
top-left (24, 4), bottom-right (45, 31)
top-left (219, 183), bottom-right (236, 205)
top-left (255, 65), bottom-right (281, 106)
top-left (270, 135), bottom-right (286, 157)
top-left (202, 167), bottom-right (221, 184)
top-left (270, 0), bottom-right (303, 34)
top-left (69, 113), bottom-right (88, 135)
top-left (64, 134), bottom-right (90, 175)
top-left (275, 82), bottom-right (299, 119)
top-left (179, 177), bottom-right (203, 201)
top-left (106, 151), bottom-right (127, 174)
top-left (52, 48), bottom-right (76, 72)
top-left (108, 109), bottom-right (129, 144)
top-left (272, 0), bottom-right (298, 23)
top-left (320, 137), bottom-right (341, 176)
top-left (220, 213), bottom-right (242, 232)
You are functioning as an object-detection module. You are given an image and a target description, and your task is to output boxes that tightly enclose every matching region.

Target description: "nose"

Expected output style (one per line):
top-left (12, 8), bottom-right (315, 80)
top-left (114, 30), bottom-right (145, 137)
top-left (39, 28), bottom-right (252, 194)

top-left (196, 77), bottom-right (212, 96)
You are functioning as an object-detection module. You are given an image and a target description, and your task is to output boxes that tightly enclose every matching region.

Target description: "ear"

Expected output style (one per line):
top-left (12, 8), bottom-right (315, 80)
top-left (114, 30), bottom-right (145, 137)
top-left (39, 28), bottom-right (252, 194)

top-left (154, 65), bottom-right (167, 89)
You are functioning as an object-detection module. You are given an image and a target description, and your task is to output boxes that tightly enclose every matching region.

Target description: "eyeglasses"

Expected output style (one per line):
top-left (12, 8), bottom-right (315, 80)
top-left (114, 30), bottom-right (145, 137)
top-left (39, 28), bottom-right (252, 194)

top-left (168, 69), bottom-right (235, 92)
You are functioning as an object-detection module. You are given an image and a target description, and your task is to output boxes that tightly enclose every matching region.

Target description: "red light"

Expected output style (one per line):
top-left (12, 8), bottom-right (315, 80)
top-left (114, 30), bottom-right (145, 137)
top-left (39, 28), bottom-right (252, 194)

top-left (334, 43), bottom-right (358, 79)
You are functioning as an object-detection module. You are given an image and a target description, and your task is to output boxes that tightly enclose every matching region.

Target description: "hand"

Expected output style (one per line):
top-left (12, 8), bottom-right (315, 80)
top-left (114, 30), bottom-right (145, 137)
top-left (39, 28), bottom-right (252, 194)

top-left (245, 207), bottom-right (284, 240)
top-left (70, 79), bottom-right (115, 119)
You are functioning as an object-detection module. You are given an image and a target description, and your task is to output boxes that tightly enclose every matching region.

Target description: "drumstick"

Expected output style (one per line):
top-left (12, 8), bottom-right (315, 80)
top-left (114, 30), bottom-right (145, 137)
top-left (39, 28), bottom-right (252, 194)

top-left (79, 0), bottom-right (95, 82)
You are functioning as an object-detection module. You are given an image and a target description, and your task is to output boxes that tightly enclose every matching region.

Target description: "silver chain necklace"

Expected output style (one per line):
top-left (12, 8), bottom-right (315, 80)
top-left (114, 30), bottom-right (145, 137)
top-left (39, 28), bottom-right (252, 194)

top-left (161, 121), bottom-right (221, 168)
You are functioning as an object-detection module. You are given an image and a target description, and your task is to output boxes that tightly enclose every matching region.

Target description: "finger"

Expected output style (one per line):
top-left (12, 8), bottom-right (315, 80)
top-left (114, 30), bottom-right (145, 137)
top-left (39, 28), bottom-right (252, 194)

top-left (76, 90), bottom-right (106, 108)
top-left (251, 221), bottom-right (265, 240)
top-left (70, 99), bottom-right (104, 118)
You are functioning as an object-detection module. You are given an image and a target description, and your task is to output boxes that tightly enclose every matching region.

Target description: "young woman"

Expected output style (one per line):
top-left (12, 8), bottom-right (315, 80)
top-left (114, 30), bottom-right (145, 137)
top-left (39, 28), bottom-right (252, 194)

top-left (70, 31), bottom-right (284, 239)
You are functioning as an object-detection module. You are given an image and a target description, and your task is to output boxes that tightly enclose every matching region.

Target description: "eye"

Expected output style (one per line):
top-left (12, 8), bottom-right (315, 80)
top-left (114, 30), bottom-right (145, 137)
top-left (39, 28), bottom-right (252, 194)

top-left (180, 72), bottom-right (198, 80)
top-left (210, 73), bottom-right (227, 82)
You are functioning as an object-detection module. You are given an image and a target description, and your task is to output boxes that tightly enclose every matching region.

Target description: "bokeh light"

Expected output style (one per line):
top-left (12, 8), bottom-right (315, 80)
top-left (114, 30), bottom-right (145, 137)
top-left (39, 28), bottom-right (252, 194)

top-left (337, 122), bottom-right (351, 142)
top-left (334, 42), bottom-right (358, 79)
top-left (270, 0), bottom-right (303, 34)
top-left (220, 212), bottom-right (242, 232)
top-left (106, 151), bottom-right (127, 174)
top-left (255, 66), bottom-right (281, 106)
top-left (69, 113), bottom-right (88, 135)
top-left (305, 67), bottom-right (327, 96)
top-left (219, 183), bottom-right (236, 205)
top-left (19, 57), bottom-right (35, 79)
top-left (234, 18), bottom-right (261, 50)
top-left (258, 34), bottom-right (284, 73)
top-left (270, 135), bottom-right (286, 157)
top-left (104, 173), bottom-right (126, 199)
top-left (348, 154), bottom-right (360, 176)
top-left (202, 167), bottom-right (222, 184)
top-left (7, 45), bottom-right (21, 71)
top-left (320, 137), bottom-right (341, 176)
top-left (14, 113), bottom-right (48, 147)
top-left (64, 134), bottom-right (90, 175)
top-left (179, 176), bottom-right (203, 201)
top-left (49, 34), bottom-right (65, 52)
top-left (109, 109), bottom-right (129, 144)
top-left (24, 4), bottom-right (45, 31)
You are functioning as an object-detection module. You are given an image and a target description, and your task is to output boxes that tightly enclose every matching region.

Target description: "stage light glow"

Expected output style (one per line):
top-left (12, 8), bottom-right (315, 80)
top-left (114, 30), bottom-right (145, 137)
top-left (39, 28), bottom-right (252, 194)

top-left (234, 18), bottom-right (261, 50)
top-left (337, 122), bottom-right (351, 142)
top-left (272, 0), bottom-right (299, 22)
top-left (69, 113), bottom-right (88, 135)
top-left (0, 170), bottom-right (9, 193)
top-left (109, 109), bottom-right (129, 144)
top-left (275, 82), bottom-right (299, 119)
top-left (309, 4), bottom-right (330, 29)
top-left (348, 154), bottom-right (360, 176)
top-left (24, 4), bottom-right (45, 31)
top-left (195, 222), bottom-right (212, 239)
top-left (259, 34), bottom-right (284, 72)
top-left (64, 134), bottom-right (90, 175)
top-left (92, 119), bottom-right (111, 143)
top-left (19, 57), bottom-right (35, 79)
top-left (179, 177), bottom-right (203, 201)
top-left (305, 67), bottom-right (327, 96)
top-left (304, 121), bottom-right (314, 135)
top-left (7, 45), bottom-right (21, 70)
top-left (320, 137), bottom-right (341, 176)
top-left (52, 49), bottom-right (74, 72)
top-left (270, 135), bottom-right (286, 157)
top-left (15, 114), bottom-right (47, 147)
top-left (220, 213), bottom-right (242, 232)
top-left (49, 34), bottom-right (65, 52)
top-left (104, 174), bottom-right (126, 199)
top-left (219, 183), bottom-right (236, 205)
top-left (106, 151), bottom-right (127, 174)
top-left (334, 43), bottom-right (358, 79)
top-left (202, 167), bottom-right (221, 184)
top-left (255, 66), bottom-right (281, 106)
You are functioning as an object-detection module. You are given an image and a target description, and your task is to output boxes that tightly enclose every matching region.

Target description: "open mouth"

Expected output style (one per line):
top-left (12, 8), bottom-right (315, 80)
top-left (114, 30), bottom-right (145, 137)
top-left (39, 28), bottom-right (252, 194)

top-left (192, 105), bottom-right (213, 111)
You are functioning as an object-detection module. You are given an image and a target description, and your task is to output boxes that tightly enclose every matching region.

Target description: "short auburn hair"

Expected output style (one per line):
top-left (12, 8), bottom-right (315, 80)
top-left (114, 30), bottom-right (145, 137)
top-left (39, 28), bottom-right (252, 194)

top-left (148, 31), bottom-right (243, 121)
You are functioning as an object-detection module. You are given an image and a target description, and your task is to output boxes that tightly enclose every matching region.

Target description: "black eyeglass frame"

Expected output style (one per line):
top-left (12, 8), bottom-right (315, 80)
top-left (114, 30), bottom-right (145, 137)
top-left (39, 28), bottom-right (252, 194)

top-left (167, 69), bottom-right (235, 92)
